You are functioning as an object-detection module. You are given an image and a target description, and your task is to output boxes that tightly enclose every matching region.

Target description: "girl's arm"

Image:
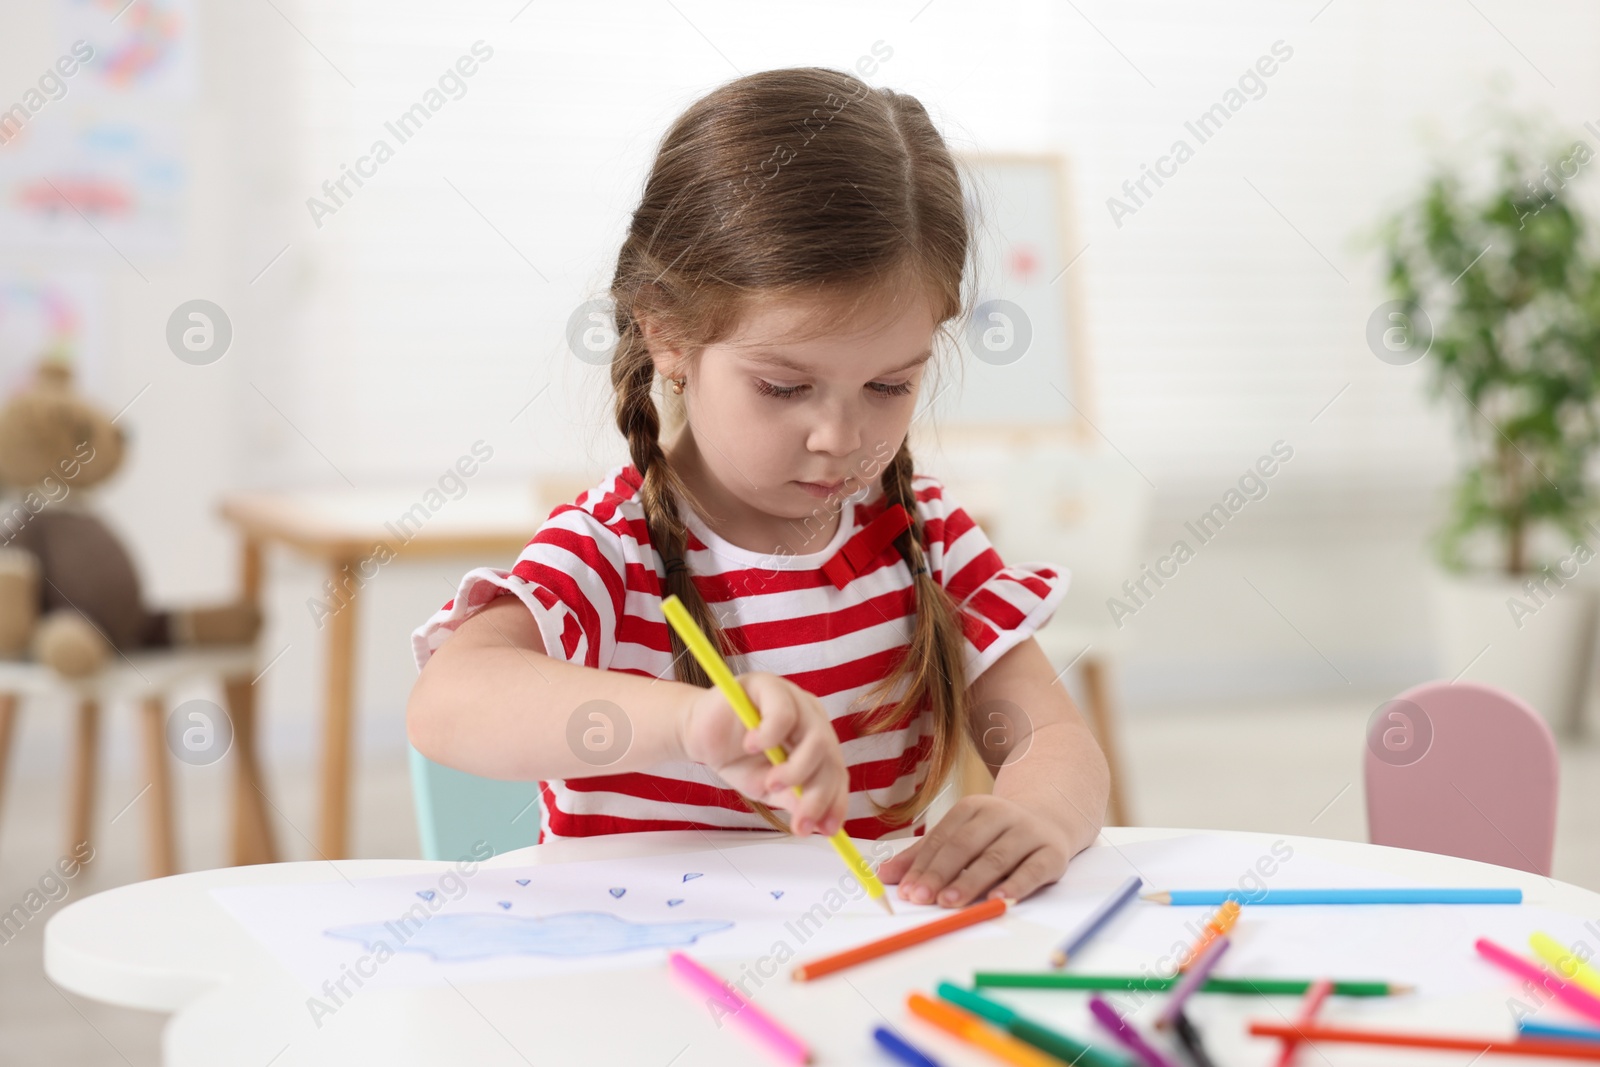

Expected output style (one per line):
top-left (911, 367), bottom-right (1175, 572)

top-left (973, 635), bottom-right (1110, 853)
top-left (877, 635), bottom-right (1111, 906)
top-left (407, 595), bottom-right (701, 781)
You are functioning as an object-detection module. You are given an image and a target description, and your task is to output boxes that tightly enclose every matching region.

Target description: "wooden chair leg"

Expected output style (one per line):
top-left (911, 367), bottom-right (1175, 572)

top-left (320, 559), bottom-right (360, 859)
top-left (223, 674), bottom-right (278, 866)
top-left (1080, 657), bottom-right (1132, 827)
top-left (68, 698), bottom-right (99, 864)
top-left (138, 696), bottom-right (178, 878)
top-left (0, 693), bottom-right (17, 836)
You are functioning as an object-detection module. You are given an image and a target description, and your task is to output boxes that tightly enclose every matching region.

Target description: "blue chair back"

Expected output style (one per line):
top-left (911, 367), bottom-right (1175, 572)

top-left (407, 745), bottom-right (539, 861)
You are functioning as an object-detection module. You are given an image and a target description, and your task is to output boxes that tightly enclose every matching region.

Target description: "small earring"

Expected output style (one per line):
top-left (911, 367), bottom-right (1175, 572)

top-left (670, 377), bottom-right (685, 395)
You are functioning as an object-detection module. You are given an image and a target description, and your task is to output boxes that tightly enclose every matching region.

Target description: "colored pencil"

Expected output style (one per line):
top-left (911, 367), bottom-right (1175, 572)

top-left (791, 896), bottom-right (1010, 981)
top-left (872, 1024), bottom-right (945, 1067)
top-left (661, 594), bottom-right (893, 915)
top-left (1144, 887), bottom-right (1522, 905)
top-left (1248, 1019), bottom-right (1600, 1060)
top-left (1476, 938), bottom-right (1600, 1025)
top-left (1272, 977), bottom-right (1332, 1067)
top-left (1156, 936), bottom-right (1231, 1029)
top-left (906, 992), bottom-right (1061, 1067)
top-left (1172, 1011), bottom-right (1217, 1067)
top-left (667, 951), bottom-right (810, 1064)
top-left (934, 982), bottom-right (1130, 1067)
top-left (1179, 900), bottom-right (1239, 970)
top-left (1050, 875), bottom-right (1143, 968)
top-left (1523, 1022), bottom-right (1600, 1044)
top-left (1089, 995), bottom-right (1181, 1067)
top-left (972, 972), bottom-right (1410, 995)
top-left (1532, 932), bottom-right (1600, 997)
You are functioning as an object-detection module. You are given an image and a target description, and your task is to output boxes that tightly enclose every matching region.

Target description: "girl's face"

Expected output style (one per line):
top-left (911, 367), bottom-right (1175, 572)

top-left (650, 289), bottom-right (937, 554)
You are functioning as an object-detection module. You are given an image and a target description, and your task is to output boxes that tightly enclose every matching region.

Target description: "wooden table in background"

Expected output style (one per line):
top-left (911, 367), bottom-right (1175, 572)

top-left (219, 482), bottom-right (564, 859)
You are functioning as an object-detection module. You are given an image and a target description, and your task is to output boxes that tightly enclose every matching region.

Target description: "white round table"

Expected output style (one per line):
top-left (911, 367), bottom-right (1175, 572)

top-left (44, 827), bottom-right (1600, 1066)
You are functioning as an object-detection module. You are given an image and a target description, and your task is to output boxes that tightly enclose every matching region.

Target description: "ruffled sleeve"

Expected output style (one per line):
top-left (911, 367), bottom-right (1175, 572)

top-left (914, 474), bottom-right (1071, 681)
top-left (411, 504), bottom-right (629, 673)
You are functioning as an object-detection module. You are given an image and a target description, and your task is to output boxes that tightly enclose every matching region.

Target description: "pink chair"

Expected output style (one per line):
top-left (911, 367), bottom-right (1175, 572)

top-left (1364, 680), bottom-right (1559, 876)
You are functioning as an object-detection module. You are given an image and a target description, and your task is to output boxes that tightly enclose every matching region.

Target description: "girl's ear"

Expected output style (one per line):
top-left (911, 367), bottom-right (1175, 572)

top-left (641, 316), bottom-right (688, 379)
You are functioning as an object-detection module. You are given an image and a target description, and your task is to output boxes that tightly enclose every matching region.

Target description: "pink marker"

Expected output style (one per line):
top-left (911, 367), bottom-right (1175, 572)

top-left (668, 950), bottom-right (812, 1064)
top-left (1475, 938), bottom-right (1600, 1026)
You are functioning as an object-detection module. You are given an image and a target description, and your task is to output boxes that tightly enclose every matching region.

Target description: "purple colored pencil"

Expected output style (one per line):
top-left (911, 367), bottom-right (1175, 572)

top-left (1155, 935), bottom-right (1231, 1030)
top-left (1051, 875), bottom-right (1143, 968)
top-left (1088, 994), bottom-right (1181, 1067)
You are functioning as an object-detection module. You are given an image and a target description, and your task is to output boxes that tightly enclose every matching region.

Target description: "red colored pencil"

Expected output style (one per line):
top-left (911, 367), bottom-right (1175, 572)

top-left (791, 896), bottom-right (1010, 981)
top-left (1249, 1020), bottom-right (1600, 1060)
top-left (1272, 978), bottom-right (1332, 1067)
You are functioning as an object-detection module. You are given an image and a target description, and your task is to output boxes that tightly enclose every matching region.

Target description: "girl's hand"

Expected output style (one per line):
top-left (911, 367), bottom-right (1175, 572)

top-left (678, 672), bottom-right (849, 837)
top-left (878, 794), bottom-right (1072, 908)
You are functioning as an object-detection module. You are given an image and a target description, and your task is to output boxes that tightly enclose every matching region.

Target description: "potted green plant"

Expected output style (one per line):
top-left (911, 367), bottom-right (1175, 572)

top-left (1375, 117), bottom-right (1600, 735)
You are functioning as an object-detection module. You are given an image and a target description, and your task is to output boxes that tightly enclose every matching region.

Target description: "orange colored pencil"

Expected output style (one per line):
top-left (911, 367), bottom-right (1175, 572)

top-left (1272, 978), bottom-right (1333, 1067)
top-left (1180, 899), bottom-right (1240, 971)
top-left (906, 992), bottom-right (1062, 1067)
top-left (1249, 1020), bottom-right (1600, 1060)
top-left (792, 896), bottom-right (1011, 981)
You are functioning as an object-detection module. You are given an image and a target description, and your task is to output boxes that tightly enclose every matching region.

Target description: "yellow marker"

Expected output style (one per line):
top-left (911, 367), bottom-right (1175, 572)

top-left (1530, 932), bottom-right (1600, 996)
top-left (661, 593), bottom-right (894, 915)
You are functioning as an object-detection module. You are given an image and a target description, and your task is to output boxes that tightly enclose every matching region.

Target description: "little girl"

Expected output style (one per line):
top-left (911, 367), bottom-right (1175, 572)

top-left (408, 67), bottom-right (1110, 909)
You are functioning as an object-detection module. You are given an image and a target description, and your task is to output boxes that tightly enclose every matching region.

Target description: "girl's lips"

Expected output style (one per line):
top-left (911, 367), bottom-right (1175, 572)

top-left (795, 479), bottom-right (847, 497)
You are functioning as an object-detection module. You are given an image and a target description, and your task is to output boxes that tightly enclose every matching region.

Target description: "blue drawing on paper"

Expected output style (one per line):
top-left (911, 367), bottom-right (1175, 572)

top-left (497, 901), bottom-right (512, 910)
top-left (516, 879), bottom-right (530, 887)
top-left (683, 873), bottom-right (703, 883)
top-left (771, 891), bottom-right (784, 900)
top-left (609, 887), bottom-right (626, 898)
top-left (416, 890), bottom-right (436, 902)
top-left (325, 912), bottom-right (734, 962)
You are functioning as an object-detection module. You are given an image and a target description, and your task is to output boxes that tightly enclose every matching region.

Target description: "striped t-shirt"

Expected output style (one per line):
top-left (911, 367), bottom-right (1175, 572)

top-left (411, 462), bottom-right (1068, 844)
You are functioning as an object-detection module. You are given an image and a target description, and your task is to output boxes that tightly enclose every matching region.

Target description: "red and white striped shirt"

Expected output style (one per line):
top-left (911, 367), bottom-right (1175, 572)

top-left (411, 463), bottom-right (1068, 843)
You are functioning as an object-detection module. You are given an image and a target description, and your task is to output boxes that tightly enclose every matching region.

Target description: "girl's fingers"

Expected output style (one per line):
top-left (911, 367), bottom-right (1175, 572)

top-left (878, 840), bottom-right (922, 883)
top-left (895, 799), bottom-right (979, 896)
top-left (899, 803), bottom-right (1004, 905)
top-left (983, 845), bottom-right (1064, 905)
top-left (742, 678), bottom-right (801, 750)
top-left (935, 829), bottom-right (1035, 907)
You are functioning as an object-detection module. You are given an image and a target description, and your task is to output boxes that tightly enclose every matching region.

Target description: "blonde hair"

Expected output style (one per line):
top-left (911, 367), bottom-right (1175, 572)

top-left (607, 67), bottom-right (976, 832)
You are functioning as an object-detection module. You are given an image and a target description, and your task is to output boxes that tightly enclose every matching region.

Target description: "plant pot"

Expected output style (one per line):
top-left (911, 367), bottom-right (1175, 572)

top-left (1428, 567), bottom-right (1597, 737)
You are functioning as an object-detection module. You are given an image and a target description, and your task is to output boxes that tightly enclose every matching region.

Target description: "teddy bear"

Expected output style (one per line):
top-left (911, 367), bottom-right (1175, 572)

top-left (0, 358), bottom-right (261, 678)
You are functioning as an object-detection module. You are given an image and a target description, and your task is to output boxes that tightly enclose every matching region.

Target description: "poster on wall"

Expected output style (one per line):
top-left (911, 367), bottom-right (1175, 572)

top-left (0, 111), bottom-right (184, 256)
top-left (58, 0), bottom-right (199, 101)
top-left (0, 272), bottom-right (106, 399)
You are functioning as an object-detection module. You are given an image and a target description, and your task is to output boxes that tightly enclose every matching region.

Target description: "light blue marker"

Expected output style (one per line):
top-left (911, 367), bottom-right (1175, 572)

top-left (1520, 1019), bottom-right (1600, 1043)
top-left (1146, 887), bottom-right (1523, 906)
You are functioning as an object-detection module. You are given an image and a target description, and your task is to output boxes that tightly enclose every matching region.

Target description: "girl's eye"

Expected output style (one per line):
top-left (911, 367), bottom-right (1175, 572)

top-left (754, 379), bottom-right (806, 400)
top-left (753, 379), bottom-right (915, 400)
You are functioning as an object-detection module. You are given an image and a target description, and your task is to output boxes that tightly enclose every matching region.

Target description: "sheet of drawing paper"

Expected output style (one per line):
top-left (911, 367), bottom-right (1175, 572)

top-left (1005, 834), bottom-right (1600, 1005)
top-left (210, 838), bottom-right (999, 992)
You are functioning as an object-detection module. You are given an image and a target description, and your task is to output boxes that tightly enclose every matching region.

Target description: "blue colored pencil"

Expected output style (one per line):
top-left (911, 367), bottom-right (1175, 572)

top-left (1143, 887), bottom-right (1522, 906)
top-left (872, 1024), bottom-right (944, 1066)
top-left (1520, 1020), bottom-right (1600, 1044)
top-left (1052, 875), bottom-right (1143, 967)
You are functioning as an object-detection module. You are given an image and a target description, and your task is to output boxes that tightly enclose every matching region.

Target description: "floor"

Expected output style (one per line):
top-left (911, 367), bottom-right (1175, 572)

top-left (1, 694), bottom-right (1594, 1065)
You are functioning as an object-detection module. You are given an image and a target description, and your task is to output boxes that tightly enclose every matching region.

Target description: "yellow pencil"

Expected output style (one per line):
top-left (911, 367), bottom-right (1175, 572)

top-left (1531, 932), bottom-right (1600, 997)
top-left (661, 593), bottom-right (894, 915)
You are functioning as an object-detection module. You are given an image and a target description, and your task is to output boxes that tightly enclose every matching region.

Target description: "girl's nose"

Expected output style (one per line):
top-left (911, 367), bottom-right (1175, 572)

top-left (807, 407), bottom-right (862, 457)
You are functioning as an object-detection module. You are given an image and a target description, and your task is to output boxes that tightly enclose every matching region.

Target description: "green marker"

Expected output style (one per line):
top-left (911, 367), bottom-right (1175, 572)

top-left (972, 973), bottom-right (1411, 996)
